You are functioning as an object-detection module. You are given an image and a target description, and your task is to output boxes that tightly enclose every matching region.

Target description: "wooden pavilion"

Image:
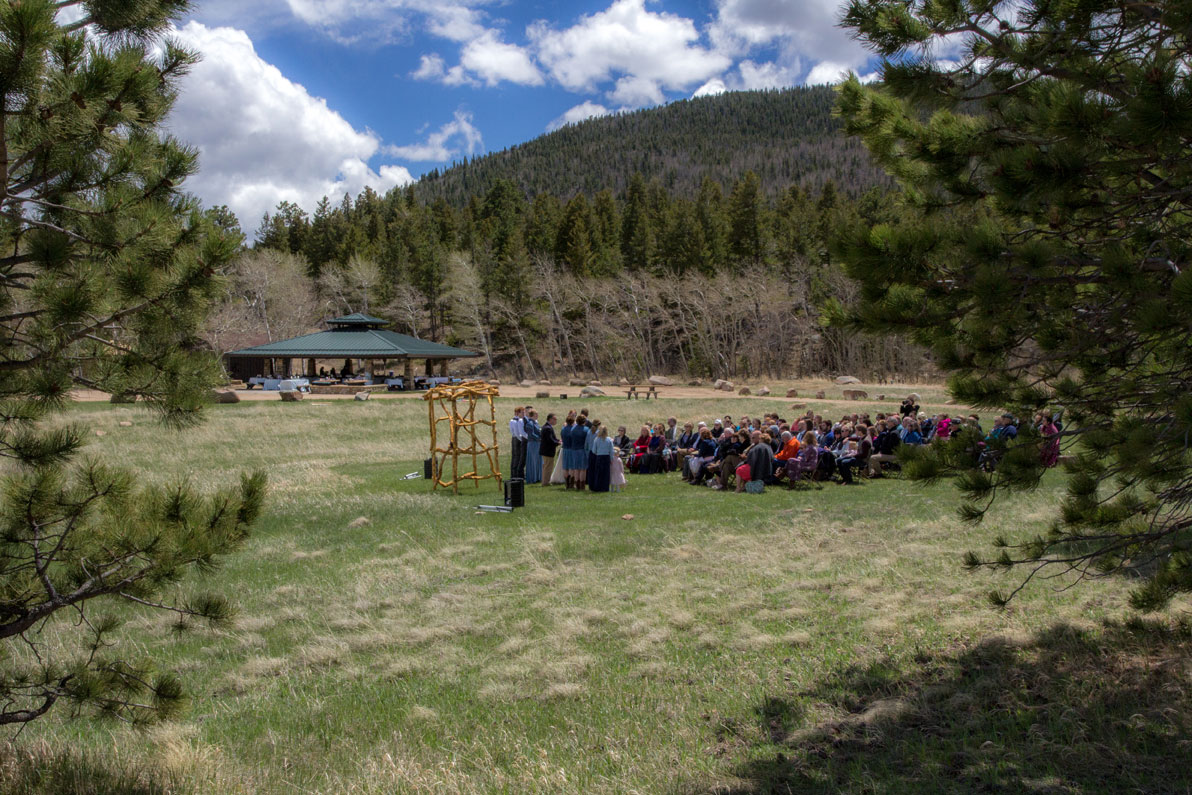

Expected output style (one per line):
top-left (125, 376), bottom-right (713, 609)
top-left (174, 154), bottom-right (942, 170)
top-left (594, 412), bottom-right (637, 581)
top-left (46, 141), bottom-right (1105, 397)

top-left (223, 313), bottom-right (480, 384)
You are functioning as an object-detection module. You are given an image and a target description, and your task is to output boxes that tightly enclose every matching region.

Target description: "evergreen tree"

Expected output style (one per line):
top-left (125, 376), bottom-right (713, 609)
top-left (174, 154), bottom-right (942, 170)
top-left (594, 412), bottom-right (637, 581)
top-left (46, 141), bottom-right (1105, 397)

top-left (836, 0), bottom-right (1192, 608)
top-left (590, 188), bottom-right (623, 275)
top-left (306, 196), bottom-right (337, 279)
top-left (660, 200), bottom-right (708, 275)
top-left (0, 0), bottom-right (266, 725)
top-left (555, 194), bottom-right (594, 276)
top-left (696, 176), bottom-right (729, 270)
top-left (478, 179), bottom-right (529, 307)
top-left (728, 170), bottom-right (768, 269)
top-left (621, 173), bottom-right (655, 271)
top-left (430, 197), bottom-right (457, 249)
top-left (525, 192), bottom-right (562, 262)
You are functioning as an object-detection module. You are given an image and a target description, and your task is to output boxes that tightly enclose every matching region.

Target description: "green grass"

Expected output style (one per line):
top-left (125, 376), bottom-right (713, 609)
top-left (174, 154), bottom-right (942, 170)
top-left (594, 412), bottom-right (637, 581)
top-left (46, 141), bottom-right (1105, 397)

top-left (7, 395), bottom-right (1191, 794)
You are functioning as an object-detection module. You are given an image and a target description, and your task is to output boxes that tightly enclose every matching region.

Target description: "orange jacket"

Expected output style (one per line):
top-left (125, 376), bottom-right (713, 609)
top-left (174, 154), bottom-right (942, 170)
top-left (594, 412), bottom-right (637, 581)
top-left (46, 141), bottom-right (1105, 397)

top-left (775, 437), bottom-right (801, 461)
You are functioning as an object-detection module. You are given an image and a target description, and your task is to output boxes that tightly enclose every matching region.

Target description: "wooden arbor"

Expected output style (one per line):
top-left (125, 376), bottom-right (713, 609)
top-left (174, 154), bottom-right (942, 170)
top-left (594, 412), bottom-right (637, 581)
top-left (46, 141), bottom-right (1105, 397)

top-left (423, 380), bottom-right (502, 493)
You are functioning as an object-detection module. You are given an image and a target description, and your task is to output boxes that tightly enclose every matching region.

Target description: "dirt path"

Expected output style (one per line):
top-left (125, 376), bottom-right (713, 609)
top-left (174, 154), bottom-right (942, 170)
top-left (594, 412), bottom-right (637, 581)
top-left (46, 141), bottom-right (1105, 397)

top-left (71, 380), bottom-right (966, 410)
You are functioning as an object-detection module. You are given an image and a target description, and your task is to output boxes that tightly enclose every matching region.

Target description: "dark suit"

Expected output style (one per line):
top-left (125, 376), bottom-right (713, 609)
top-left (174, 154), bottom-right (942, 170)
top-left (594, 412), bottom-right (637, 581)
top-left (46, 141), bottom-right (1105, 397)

top-left (540, 422), bottom-right (559, 484)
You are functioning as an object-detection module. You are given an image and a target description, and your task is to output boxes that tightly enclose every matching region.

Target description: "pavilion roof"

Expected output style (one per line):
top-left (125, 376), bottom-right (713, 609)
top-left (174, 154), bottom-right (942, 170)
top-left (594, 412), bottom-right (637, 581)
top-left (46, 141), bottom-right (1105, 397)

top-left (224, 325), bottom-right (479, 360)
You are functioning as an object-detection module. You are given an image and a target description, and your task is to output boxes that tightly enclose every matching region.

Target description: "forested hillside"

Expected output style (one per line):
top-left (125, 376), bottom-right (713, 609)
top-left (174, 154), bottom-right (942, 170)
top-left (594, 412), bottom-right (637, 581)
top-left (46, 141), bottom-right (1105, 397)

top-left (220, 89), bottom-right (928, 383)
top-left (413, 87), bottom-right (890, 206)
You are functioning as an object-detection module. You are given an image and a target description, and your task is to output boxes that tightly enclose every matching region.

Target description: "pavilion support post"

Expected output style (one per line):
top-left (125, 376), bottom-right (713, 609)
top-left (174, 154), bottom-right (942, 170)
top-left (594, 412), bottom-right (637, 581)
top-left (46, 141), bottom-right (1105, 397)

top-left (425, 358), bottom-right (433, 376)
top-left (404, 358), bottom-right (413, 387)
top-left (439, 360), bottom-right (447, 377)
top-left (308, 358), bottom-right (316, 377)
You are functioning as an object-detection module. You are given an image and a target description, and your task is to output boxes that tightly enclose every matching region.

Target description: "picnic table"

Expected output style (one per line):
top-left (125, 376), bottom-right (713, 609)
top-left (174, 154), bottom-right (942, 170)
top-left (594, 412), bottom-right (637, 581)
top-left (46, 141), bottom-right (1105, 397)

top-left (624, 385), bottom-right (658, 400)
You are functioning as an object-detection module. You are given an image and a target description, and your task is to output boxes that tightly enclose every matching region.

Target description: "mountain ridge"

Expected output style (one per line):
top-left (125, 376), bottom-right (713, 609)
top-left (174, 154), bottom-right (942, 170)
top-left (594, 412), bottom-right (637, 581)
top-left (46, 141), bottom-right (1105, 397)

top-left (411, 86), bottom-right (889, 206)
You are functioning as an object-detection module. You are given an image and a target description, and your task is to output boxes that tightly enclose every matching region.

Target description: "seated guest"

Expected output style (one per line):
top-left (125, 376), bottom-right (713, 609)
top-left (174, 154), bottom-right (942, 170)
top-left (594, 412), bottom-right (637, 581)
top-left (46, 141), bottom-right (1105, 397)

top-left (785, 430), bottom-right (820, 485)
top-left (901, 419), bottom-right (924, 446)
top-left (736, 431), bottom-right (775, 492)
top-left (688, 427), bottom-right (718, 484)
top-left (676, 422), bottom-right (701, 481)
top-left (612, 426), bottom-right (633, 454)
top-left (771, 431), bottom-right (800, 482)
top-left (713, 429), bottom-right (749, 490)
top-left (630, 425), bottom-right (650, 472)
top-left (641, 424), bottom-right (666, 474)
top-left (868, 418), bottom-right (902, 477)
top-left (837, 427), bottom-right (872, 485)
top-left (665, 417), bottom-right (679, 444)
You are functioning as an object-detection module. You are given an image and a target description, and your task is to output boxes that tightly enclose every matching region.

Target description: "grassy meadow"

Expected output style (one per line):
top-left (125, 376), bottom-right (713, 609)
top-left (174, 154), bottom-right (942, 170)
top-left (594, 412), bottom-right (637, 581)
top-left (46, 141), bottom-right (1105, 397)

top-left (5, 393), bottom-right (1191, 794)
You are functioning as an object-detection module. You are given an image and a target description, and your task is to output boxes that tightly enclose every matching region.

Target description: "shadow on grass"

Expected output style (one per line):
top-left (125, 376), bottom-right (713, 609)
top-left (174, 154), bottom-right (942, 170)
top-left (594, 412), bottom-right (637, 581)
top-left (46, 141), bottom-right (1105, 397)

top-left (691, 618), bottom-right (1192, 794)
top-left (0, 743), bottom-right (178, 795)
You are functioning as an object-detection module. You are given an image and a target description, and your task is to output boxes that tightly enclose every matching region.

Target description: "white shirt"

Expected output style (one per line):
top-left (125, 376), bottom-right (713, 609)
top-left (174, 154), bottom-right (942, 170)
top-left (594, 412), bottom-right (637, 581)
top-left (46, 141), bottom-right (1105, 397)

top-left (509, 416), bottom-right (526, 440)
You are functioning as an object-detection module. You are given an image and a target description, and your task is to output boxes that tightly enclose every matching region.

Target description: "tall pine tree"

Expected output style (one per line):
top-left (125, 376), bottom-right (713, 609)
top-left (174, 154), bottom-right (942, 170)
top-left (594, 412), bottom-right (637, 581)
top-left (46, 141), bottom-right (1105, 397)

top-left (0, 0), bottom-right (266, 726)
top-left (836, 0), bottom-right (1192, 609)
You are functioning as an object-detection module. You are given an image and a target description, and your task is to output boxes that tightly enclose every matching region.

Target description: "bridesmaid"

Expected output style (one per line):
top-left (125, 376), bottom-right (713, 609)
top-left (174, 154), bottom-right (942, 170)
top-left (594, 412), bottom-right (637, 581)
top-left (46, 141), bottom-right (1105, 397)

top-left (524, 409), bottom-right (542, 483)
top-left (589, 427), bottom-right (613, 492)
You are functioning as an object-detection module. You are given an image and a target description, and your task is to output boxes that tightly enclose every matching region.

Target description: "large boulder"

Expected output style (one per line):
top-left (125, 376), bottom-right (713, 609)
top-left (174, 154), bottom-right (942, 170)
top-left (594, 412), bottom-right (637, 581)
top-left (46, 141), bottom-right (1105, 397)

top-left (354, 391), bottom-right (371, 401)
top-left (738, 387), bottom-right (752, 396)
top-left (688, 379), bottom-right (704, 387)
top-left (835, 376), bottom-right (862, 385)
top-left (279, 390), bottom-right (303, 402)
top-left (211, 390), bottom-right (240, 404)
top-left (714, 379), bottom-right (735, 392)
top-left (618, 377), bottom-right (630, 387)
top-left (588, 380), bottom-right (602, 387)
top-left (580, 386), bottom-right (605, 398)
top-left (842, 389), bottom-right (869, 401)
top-left (519, 379), bottom-right (534, 388)
top-left (648, 375), bottom-right (673, 387)
top-left (815, 391), bottom-right (826, 399)
top-left (537, 379), bottom-right (552, 385)
top-left (757, 386), bottom-right (771, 396)
top-left (535, 391), bottom-right (551, 399)
top-left (569, 378), bottom-right (587, 386)
top-left (786, 388), bottom-right (799, 398)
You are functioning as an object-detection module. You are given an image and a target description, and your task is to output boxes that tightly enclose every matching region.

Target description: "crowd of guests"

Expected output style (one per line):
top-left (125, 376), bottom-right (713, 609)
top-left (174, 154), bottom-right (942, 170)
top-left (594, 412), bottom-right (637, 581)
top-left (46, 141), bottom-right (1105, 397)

top-left (505, 395), bottom-right (1063, 493)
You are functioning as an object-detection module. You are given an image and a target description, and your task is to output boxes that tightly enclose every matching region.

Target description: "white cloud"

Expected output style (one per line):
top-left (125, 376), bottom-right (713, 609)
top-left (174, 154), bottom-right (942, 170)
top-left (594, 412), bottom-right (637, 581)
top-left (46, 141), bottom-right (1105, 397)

top-left (710, 0), bottom-right (872, 84)
top-left (412, 53), bottom-right (446, 80)
top-left (459, 31), bottom-right (543, 86)
top-left (283, 0), bottom-right (412, 44)
top-left (530, 0), bottom-right (731, 97)
top-left (387, 110), bottom-right (484, 161)
top-left (425, 5), bottom-right (487, 42)
top-left (738, 59), bottom-right (799, 90)
top-left (609, 75), bottom-right (664, 107)
top-left (168, 22), bottom-right (412, 226)
top-left (547, 101), bottom-right (612, 131)
top-left (804, 60), bottom-right (852, 85)
top-left (692, 78), bottom-right (728, 98)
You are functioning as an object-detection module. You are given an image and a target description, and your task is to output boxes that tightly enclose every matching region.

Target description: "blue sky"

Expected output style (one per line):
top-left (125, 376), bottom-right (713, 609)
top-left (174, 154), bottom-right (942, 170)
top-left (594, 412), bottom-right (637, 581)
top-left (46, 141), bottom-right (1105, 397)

top-left (156, 0), bottom-right (878, 228)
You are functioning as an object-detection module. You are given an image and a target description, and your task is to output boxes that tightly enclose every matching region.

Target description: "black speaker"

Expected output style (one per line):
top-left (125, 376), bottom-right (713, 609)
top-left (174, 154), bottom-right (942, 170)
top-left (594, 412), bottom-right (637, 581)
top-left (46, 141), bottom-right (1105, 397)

top-left (503, 478), bottom-right (525, 508)
top-left (424, 457), bottom-right (434, 480)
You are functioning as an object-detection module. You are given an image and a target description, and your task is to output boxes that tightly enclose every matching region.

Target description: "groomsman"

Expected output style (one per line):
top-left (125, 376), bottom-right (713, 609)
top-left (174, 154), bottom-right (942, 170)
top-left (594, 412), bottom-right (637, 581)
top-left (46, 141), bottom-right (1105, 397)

top-left (509, 406), bottom-right (527, 479)
top-left (539, 413), bottom-right (559, 485)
